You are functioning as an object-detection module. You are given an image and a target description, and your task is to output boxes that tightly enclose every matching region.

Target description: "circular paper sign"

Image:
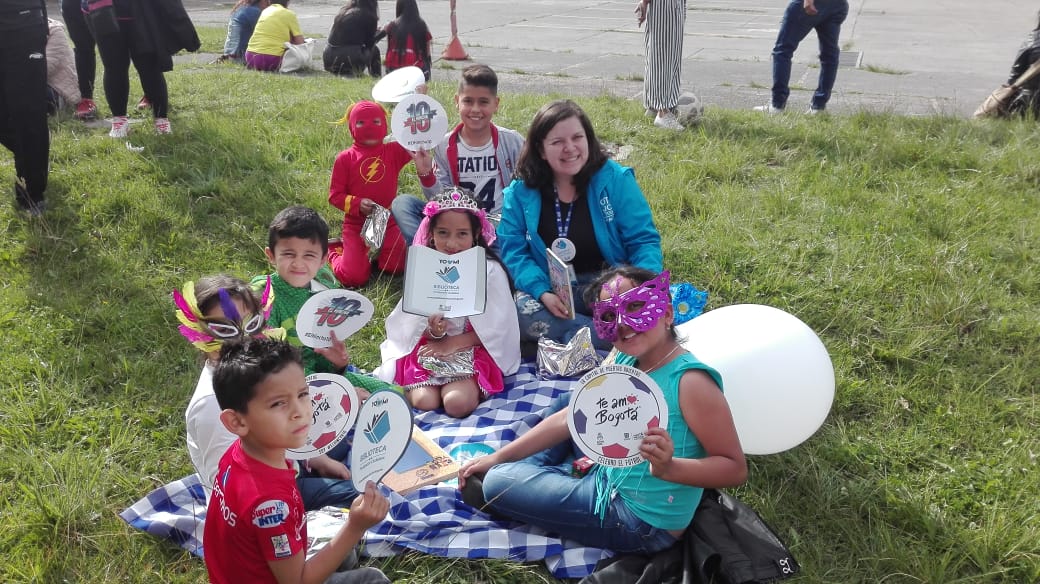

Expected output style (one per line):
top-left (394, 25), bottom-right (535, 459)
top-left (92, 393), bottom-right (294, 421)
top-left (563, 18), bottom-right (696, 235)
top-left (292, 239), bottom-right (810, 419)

top-left (371, 66), bottom-right (426, 103)
top-left (350, 390), bottom-right (414, 490)
top-left (296, 289), bottom-right (374, 348)
top-left (390, 94), bottom-right (449, 152)
top-left (286, 373), bottom-right (360, 460)
top-left (567, 365), bottom-right (669, 468)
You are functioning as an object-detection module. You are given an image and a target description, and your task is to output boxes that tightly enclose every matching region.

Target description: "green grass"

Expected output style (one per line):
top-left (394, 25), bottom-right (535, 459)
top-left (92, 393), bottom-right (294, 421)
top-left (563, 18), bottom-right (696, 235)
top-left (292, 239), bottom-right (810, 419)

top-left (2, 63), bottom-right (1039, 583)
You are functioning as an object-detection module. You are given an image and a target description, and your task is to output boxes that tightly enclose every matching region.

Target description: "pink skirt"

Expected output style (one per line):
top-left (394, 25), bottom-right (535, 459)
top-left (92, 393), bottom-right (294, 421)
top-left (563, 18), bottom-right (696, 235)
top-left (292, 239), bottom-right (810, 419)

top-left (395, 336), bottom-right (504, 396)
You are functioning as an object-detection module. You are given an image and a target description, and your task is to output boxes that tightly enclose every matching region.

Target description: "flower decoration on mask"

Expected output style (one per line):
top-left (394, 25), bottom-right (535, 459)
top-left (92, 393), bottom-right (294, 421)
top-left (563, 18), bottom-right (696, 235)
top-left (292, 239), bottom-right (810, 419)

top-left (412, 187), bottom-right (497, 247)
top-left (670, 282), bottom-right (707, 326)
top-left (172, 277), bottom-right (283, 353)
top-left (592, 271), bottom-right (672, 342)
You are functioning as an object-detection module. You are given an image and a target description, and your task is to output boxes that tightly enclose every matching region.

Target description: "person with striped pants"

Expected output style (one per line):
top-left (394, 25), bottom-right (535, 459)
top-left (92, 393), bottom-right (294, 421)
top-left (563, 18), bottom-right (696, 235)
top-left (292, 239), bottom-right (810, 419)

top-left (636, 0), bottom-right (686, 131)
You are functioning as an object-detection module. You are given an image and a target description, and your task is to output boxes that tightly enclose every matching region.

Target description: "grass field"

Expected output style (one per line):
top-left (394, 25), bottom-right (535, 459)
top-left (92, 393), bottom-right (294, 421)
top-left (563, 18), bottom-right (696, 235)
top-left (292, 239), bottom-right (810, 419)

top-left (0, 58), bottom-right (1038, 583)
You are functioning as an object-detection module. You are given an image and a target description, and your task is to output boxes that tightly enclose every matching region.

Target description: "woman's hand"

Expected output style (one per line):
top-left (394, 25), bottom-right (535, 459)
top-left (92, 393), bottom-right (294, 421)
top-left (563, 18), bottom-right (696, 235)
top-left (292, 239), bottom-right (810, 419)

top-left (634, 0), bottom-right (649, 27)
top-left (539, 292), bottom-right (570, 319)
top-left (315, 330), bottom-right (350, 370)
top-left (458, 453), bottom-right (499, 489)
top-left (640, 426), bottom-right (676, 479)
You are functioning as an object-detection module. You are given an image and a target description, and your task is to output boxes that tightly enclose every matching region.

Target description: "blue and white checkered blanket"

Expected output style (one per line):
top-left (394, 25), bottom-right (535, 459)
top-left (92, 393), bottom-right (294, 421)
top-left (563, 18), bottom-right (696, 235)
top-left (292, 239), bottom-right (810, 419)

top-left (120, 362), bottom-right (612, 578)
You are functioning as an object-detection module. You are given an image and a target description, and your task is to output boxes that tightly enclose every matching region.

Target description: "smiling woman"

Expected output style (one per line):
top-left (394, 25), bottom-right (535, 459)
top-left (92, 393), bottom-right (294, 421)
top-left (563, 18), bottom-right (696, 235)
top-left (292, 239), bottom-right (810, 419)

top-left (497, 99), bottom-right (663, 351)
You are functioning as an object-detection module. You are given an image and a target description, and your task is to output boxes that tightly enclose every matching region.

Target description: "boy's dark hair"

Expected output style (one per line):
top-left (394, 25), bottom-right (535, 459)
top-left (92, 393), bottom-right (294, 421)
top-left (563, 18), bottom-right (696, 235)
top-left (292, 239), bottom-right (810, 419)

top-left (514, 99), bottom-right (608, 199)
top-left (268, 205), bottom-right (330, 255)
top-left (213, 338), bottom-right (302, 413)
top-left (458, 64), bottom-right (498, 95)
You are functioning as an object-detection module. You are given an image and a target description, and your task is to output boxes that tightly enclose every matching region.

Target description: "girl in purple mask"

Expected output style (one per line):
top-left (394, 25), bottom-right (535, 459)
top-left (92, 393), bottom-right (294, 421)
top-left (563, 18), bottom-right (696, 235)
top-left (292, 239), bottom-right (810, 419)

top-left (458, 266), bottom-right (746, 554)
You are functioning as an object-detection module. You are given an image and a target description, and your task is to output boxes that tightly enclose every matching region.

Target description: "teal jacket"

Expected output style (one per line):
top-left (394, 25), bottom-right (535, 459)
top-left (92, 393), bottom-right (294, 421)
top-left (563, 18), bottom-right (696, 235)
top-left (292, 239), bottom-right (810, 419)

top-left (498, 159), bottom-right (663, 299)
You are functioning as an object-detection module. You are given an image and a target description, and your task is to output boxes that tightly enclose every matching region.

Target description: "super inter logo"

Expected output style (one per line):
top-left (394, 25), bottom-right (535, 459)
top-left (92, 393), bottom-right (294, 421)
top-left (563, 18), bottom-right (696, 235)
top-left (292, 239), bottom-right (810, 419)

top-left (252, 499), bottom-right (290, 528)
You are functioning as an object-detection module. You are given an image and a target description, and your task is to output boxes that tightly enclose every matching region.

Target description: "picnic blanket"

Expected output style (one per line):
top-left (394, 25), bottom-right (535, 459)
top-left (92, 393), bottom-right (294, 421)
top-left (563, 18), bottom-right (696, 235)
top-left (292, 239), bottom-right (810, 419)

top-left (120, 362), bottom-right (613, 578)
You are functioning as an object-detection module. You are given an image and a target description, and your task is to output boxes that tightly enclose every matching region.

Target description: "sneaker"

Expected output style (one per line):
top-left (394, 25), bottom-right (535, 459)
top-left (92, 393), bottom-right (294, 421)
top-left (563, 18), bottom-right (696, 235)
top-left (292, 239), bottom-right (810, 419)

top-left (653, 112), bottom-right (684, 131)
top-left (753, 104), bottom-right (784, 115)
top-left (109, 116), bottom-right (129, 138)
top-left (806, 107), bottom-right (825, 115)
top-left (14, 179), bottom-right (45, 217)
top-left (154, 117), bottom-right (172, 135)
top-left (74, 98), bottom-right (98, 120)
top-left (136, 96), bottom-right (151, 110)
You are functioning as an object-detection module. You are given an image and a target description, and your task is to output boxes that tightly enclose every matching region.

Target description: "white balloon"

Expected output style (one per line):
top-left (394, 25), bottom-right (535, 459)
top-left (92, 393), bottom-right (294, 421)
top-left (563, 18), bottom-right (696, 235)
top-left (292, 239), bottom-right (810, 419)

top-left (677, 304), bottom-right (834, 455)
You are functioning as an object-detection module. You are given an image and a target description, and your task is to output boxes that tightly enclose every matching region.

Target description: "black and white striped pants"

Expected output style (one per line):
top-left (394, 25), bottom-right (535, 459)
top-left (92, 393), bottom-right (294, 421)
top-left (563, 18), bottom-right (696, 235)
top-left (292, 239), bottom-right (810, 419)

top-left (643, 0), bottom-right (686, 111)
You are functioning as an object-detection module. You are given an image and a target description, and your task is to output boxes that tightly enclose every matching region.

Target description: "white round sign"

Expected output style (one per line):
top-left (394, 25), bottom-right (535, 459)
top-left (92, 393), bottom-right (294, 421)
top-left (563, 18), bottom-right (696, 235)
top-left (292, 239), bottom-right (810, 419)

top-left (390, 94), bottom-right (448, 152)
top-left (295, 289), bottom-right (374, 348)
top-left (567, 365), bottom-right (669, 468)
top-left (350, 390), bottom-right (414, 490)
top-left (371, 66), bottom-right (426, 103)
top-left (286, 373), bottom-right (360, 461)
top-left (677, 304), bottom-right (834, 455)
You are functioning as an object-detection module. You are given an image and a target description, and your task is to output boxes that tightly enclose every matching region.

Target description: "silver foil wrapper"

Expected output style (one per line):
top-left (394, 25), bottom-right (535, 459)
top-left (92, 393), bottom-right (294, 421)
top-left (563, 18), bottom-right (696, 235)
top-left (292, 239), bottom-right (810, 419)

top-left (362, 204), bottom-right (391, 251)
top-left (537, 326), bottom-right (599, 378)
top-left (419, 347), bottom-right (475, 382)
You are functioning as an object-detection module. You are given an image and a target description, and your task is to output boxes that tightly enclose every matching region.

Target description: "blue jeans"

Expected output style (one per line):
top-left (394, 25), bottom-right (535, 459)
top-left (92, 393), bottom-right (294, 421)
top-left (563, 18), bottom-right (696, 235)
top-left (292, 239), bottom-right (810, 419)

top-left (296, 439), bottom-right (358, 510)
top-left (391, 194), bottom-right (425, 247)
top-left (770, 0), bottom-right (849, 110)
top-left (515, 272), bottom-right (613, 351)
top-left (481, 396), bottom-right (678, 554)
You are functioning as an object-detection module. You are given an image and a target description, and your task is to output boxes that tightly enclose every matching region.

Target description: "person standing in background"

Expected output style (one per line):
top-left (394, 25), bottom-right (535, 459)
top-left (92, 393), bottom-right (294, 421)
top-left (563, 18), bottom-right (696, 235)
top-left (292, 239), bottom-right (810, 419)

top-left (60, 0), bottom-right (100, 120)
top-left (0, 0), bottom-right (49, 216)
top-left (755, 0), bottom-right (849, 114)
top-left (635, 0), bottom-right (687, 131)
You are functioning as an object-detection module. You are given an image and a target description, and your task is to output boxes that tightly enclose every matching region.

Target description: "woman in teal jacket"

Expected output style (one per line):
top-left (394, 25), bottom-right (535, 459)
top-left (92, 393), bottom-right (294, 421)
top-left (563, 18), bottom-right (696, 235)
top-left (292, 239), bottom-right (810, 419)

top-left (498, 99), bottom-right (662, 350)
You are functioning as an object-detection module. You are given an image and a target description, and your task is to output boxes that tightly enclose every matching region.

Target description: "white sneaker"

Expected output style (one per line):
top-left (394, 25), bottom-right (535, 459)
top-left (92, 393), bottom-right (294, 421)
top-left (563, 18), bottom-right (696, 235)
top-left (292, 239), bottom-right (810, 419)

top-left (154, 117), bottom-right (172, 135)
top-left (753, 104), bottom-right (784, 115)
top-left (805, 107), bottom-right (824, 115)
top-left (653, 112), bottom-right (684, 131)
top-left (109, 116), bottom-right (129, 138)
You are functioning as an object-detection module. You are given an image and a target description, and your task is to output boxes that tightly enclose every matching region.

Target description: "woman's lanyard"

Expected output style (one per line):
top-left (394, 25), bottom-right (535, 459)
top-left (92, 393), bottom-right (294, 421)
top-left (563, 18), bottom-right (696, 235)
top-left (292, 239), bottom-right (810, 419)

top-left (551, 187), bottom-right (577, 262)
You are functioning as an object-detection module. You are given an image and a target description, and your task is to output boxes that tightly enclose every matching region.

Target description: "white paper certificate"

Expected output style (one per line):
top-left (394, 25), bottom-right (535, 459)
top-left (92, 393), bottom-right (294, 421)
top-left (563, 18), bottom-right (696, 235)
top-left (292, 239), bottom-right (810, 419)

top-left (403, 246), bottom-right (487, 317)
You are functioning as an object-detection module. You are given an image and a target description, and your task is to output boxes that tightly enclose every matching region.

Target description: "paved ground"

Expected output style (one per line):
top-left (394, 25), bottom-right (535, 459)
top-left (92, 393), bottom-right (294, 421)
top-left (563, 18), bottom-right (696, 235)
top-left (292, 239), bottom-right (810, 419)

top-left (64, 0), bottom-right (1037, 117)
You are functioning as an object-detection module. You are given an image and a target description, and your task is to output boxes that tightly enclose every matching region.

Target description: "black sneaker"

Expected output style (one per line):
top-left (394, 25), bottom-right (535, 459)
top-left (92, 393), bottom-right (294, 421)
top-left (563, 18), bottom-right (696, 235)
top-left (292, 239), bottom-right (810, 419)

top-left (15, 179), bottom-right (45, 217)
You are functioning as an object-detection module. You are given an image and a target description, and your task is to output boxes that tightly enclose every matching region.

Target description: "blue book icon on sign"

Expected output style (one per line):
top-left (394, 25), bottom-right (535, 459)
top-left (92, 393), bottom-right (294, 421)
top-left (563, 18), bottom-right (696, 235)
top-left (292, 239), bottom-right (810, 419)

top-left (437, 266), bottom-right (460, 283)
top-left (363, 410), bottom-right (391, 443)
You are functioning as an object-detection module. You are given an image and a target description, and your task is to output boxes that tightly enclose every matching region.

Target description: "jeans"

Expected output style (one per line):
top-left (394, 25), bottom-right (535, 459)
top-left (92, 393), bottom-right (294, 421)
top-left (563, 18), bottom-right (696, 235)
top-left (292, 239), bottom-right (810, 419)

top-left (770, 0), bottom-right (849, 110)
top-left (296, 438), bottom-right (359, 510)
top-left (481, 396), bottom-right (678, 554)
top-left (390, 194), bottom-right (425, 247)
top-left (515, 272), bottom-right (612, 351)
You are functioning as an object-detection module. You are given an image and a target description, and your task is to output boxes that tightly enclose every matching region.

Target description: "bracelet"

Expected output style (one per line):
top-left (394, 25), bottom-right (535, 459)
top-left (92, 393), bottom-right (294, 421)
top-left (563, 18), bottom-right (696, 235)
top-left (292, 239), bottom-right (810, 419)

top-left (418, 169), bottom-right (434, 178)
top-left (427, 328), bottom-right (447, 340)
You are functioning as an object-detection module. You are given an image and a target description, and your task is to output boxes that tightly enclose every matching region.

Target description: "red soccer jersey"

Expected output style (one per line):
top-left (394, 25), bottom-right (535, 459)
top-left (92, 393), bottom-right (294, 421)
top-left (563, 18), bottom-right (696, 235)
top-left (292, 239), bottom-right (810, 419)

top-left (204, 441), bottom-right (307, 584)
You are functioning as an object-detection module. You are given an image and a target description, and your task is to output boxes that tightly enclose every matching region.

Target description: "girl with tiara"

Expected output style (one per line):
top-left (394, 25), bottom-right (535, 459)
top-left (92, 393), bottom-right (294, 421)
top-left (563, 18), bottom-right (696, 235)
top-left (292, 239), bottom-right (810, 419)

top-left (375, 189), bottom-right (520, 418)
top-left (176, 275), bottom-right (360, 509)
top-left (459, 267), bottom-right (746, 553)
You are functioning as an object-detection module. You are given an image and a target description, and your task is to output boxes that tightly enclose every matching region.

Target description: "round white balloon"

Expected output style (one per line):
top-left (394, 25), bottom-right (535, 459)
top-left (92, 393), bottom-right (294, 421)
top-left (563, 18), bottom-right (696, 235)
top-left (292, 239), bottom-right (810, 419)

top-left (677, 304), bottom-right (834, 455)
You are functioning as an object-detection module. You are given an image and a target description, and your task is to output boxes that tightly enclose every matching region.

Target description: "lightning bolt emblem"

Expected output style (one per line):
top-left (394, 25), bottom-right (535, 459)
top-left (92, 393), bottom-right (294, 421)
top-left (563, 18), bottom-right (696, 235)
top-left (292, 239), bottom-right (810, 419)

top-left (364, 160), bottom-right (380, 182)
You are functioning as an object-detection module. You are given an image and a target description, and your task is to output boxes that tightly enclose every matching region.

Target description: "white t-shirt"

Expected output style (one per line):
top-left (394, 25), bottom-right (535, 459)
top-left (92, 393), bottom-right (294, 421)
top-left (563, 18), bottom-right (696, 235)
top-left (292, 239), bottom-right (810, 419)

top-left (455, 139), bottom-right (502, 214)
top-left (185, 365), bottom-right (236, 501)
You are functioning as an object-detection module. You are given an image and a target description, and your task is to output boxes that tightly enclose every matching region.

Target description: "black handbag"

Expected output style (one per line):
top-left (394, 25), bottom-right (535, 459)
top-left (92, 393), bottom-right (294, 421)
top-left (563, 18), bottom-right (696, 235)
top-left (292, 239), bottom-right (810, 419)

top-left (85, 0), bottom-right (120, 38)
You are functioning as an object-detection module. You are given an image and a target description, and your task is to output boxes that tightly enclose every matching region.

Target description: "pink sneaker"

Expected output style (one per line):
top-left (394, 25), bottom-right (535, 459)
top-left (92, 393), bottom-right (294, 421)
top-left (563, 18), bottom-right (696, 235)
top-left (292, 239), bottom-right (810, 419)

top-left (75, 98), bottom-right (98, 120)
top-left (109, 116), bottom-right (129, 138)
top-left (154, 117), bottom-right (172, 135)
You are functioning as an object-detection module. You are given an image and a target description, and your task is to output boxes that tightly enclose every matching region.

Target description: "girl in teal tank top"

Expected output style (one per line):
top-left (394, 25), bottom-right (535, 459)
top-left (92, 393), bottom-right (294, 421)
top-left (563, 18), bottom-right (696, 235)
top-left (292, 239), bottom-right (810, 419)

top-left (459, 267), bottom-right (747, 554)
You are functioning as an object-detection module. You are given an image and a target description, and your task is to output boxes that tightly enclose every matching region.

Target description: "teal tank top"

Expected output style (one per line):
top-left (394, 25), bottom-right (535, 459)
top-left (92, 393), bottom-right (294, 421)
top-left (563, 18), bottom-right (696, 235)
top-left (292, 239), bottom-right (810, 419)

top-left (594, 351), bottom-right (723, 531)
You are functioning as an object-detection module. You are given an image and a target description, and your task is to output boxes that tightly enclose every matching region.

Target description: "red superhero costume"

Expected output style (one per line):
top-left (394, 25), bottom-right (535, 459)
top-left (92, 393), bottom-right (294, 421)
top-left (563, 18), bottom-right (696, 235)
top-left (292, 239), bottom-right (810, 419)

top-left (328, 101), bottom-right (414, 287)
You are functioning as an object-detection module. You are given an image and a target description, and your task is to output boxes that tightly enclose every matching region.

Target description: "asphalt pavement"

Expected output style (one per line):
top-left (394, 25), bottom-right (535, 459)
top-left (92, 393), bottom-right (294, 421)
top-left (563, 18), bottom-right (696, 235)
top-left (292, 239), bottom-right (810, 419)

top-left (67, 1), bottom-right (1039, 118)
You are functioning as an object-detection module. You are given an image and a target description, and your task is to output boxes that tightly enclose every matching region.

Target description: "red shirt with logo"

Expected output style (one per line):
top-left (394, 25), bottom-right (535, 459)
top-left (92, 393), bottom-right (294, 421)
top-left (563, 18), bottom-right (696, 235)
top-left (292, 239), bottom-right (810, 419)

top-left (204, 441), bottom-right (307, 584)
top-left (329, 141), bottom-right (413, 227)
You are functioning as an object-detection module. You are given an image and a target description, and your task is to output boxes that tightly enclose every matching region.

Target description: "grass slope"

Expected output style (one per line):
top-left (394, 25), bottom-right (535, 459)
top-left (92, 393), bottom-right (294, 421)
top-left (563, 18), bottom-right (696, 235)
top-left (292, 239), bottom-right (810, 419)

top-left (0, 63), bottom-right (1037, 583)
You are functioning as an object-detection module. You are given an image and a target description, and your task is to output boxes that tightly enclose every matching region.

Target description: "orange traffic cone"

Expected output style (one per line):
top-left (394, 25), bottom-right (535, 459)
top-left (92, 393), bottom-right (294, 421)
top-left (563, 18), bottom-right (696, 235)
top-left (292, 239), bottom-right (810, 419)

top-left (441, 0), bottom-right (470, 61)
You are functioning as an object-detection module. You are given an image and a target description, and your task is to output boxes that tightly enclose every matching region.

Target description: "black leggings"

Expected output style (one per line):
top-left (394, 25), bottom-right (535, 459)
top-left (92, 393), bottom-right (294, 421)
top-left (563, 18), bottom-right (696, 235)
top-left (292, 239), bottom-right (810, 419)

top-left (94, 23), bottom-right (168, 118)
top-left (0, 14), bottom-right (49, 206)
top-left (60, 0), bottom-right (96, 100)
